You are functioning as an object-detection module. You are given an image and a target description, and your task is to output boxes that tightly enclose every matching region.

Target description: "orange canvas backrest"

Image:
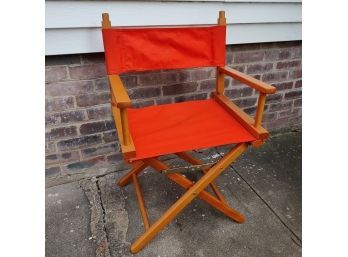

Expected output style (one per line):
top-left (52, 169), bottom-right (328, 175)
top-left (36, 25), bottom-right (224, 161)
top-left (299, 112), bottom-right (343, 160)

top-left (101, 25), bottom-right (226, 74)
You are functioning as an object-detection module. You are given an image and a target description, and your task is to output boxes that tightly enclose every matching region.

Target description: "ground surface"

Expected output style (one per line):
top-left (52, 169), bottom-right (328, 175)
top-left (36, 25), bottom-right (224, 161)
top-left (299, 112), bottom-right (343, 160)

top-left (46, 131), bottom-right (302, 257)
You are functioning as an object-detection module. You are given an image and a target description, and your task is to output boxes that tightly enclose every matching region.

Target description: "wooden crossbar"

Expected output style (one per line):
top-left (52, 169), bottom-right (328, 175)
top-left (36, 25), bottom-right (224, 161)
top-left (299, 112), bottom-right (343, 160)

top-left (117, 143), bottom-right (248, 253)
top-left (175, 152), bottom-right (228, 205)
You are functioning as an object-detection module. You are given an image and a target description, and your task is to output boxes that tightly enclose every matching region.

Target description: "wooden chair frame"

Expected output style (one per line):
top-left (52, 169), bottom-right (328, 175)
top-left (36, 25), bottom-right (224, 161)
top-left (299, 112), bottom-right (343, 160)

top-left (101, 11), bottom-right (276, 253)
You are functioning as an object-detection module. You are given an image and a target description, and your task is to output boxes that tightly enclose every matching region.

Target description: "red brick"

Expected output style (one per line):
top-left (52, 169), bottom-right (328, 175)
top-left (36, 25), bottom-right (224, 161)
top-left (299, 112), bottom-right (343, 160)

top-left (69, 63), bottom-right (107, 80)
top-left (289, 116), bottom-right (302, 125)
top-left (177, 70), bottom-right (191, 83)
top-left (289, 69), bottom-right (302, 79)
top-left (81, 143), bottom-right (118, 158)
top-left (45, 66), bottom-right (68, 83)
top-left (94, 78), bottom-right (109, 91)
top-left (87, 106), bottom-right (112, 120)
top-left (263, 112), bottom-right (277, 122)
top-left (80, 120), bottom-right (115, 135)
top-left (45, 97), bottom-right (75, 113)
top-left (232, 74), bottom-right (260, 86)
top-left (46, 80), bottom-right (94, 97)
top-left (292, 48), bottom-right (302, 59)
top-left (226, 52), bottom-right (233, 65)
top-left (225, 87), bottom-right (253, 99)
top-left (273, 81), bottom-right (293, 91)
top-left (278, 110), bottom-right (292, 118)
top-left (57, 134), bottom-right (102, 151)
top-left (246, 63), bottom-right (273, 74)
top-left (266, 93), bottom-right (283, 103)
top-left (285, 90), bottom-right (302, 100)
top-left (46, 110), bottom-right (86, 126)
top-left (190, 68), bottom-right (214, 81)
top-left (269, 101), bottom-right (292, 112)
top-left (120, 75), bottom-right (138, 88)
top-left (230, 65), bottom-right (245, 72)
top-left (138, 72), bottom-right (177, 86)
top-left (163, 82), bottom-right (198, 96)
top-left (276, 60), bottom-right (301, 69)
top-left (76, 92), bottom-right (110, 107)
top-left (199, 79), bottom-right (216, 91)
top-left (103, 130), bottom-right (118, 143)
top-left (295, 80), bottom-right (302, 88)
top-left (129, 87), bottom-right (161, 99)
top-left (233, 97), bottom-right (257, 108)
top-left (46, 126), bottom-right (77, 141)
top-left (200, 78), bottom-right (229, 91)
top-left (243, 106), bottom-right (256, 115)
top-left (46, 151), bottom-right (80, 165)
top-left (294, 99), bottom-right (302, 107)
top-left (279, 108), bottom-right (301, 118)
top-left (234, 51), bottom-right (264, 64)
top-left (262, 71), bottom-right (288, 83)
top-left (264, 49), bottom-right (291, 61)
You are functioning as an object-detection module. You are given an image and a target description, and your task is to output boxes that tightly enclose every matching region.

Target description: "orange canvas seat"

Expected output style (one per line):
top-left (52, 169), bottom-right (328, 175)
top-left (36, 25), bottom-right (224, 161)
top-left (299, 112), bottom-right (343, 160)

top-left (100, 11), bottom-right (277, 254)
top-left (128, 99), bottom-right (256, 160)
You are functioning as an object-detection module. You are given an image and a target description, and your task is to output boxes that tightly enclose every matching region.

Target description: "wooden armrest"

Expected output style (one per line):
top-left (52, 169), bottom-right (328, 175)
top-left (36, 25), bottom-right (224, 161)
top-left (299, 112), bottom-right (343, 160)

top-left (111, 106), bottom-right (136, 159)
top-left (218, 66), bottom-right (276, 94)
top-left (212, 92), bottom-right (269, 140)
top-left (108, 74), bottom-right (135, 159)
top-left (109, 74), bottom-right (132, 108)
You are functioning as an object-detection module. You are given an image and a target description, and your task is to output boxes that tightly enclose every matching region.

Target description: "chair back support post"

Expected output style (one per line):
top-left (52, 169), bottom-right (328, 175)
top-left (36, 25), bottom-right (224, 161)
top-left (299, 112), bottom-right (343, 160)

top-left (102, 13), bottom-right (132, 147)
top-left (254, 93), bottom-right (267, 128)
top-left (102, 13), bottom-right (111, 28)
top-left (215, 11), bottom-right (226, 95)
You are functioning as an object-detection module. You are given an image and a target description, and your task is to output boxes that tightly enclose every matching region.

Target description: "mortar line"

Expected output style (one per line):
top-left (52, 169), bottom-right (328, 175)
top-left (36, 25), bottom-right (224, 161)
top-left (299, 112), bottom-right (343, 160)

top-left (214, 148), bottom-right (302, 245)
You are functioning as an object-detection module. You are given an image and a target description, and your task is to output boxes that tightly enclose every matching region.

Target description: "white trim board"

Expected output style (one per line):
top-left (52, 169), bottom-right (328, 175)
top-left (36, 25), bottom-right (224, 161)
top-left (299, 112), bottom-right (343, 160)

top-left (45, 1), bottom-right (302, 55)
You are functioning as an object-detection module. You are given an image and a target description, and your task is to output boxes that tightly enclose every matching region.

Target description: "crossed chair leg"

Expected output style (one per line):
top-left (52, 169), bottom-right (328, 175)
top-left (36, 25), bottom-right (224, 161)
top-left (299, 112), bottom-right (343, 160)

top-left (117, 143), bottom-right (248, 253)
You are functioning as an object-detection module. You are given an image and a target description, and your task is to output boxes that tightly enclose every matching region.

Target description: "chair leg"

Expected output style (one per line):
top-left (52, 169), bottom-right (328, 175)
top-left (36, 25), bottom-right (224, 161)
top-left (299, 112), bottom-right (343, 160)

top-left (130, 143), bottom-right (248, 253)
top-left (176, 151), bottom-right (228, 205)
top-left (132, 173), bottom-right (150, 230)
top-left (118, 161), bottom-right (147, 187)
top-left (145, 158), bottom-right (245, 223)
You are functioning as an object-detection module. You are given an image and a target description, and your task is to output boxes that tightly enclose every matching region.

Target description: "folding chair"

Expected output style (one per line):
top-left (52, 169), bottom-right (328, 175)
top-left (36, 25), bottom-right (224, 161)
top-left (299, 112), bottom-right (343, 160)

top-left (101, 11), bottom-right (276, 253)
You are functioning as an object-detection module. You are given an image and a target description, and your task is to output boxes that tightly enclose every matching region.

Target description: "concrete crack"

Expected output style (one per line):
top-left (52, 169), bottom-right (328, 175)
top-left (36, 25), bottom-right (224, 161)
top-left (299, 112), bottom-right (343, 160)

top-left (96, 179), bottom-right (112, 256)
top-left (79, 178), bottom-right (111, 257)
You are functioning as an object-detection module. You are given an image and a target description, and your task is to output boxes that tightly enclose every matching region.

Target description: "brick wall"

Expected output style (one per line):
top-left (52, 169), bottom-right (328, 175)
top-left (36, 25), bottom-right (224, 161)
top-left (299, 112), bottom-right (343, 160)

top-left (45, 41), bottom-right (302, 178)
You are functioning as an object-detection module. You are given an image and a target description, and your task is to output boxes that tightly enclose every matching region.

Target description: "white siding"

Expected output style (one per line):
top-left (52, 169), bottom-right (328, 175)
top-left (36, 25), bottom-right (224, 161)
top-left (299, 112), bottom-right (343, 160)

top-left (45, 0), bottom-right (302, 55)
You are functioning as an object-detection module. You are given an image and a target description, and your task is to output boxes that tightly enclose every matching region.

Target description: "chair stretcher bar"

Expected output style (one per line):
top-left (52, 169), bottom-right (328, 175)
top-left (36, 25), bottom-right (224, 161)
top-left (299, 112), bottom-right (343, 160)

top-left (131, 143), bottom-right (248, 253)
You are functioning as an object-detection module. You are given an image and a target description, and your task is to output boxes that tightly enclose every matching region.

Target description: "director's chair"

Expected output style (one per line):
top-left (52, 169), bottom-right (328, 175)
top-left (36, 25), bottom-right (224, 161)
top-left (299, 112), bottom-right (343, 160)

top-left (101, 11), bottom-right (276, 253)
